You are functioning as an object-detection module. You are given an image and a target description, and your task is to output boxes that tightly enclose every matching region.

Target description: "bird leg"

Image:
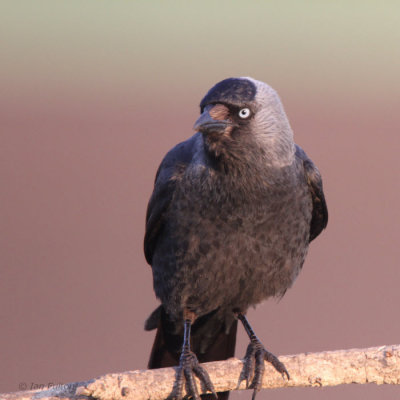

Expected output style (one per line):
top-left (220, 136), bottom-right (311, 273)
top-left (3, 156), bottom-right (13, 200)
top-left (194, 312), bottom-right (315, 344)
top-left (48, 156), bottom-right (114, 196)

top-left (169, 310), bottom-right (217, 400)
top-left (236, 313), bottom-right (289, 400)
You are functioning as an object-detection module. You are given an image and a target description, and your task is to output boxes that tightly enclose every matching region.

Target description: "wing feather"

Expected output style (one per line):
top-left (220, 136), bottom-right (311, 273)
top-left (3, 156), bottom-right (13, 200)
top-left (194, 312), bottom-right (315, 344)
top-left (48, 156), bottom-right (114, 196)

top-left (295, 145), bottom-right (328, 242)
top-left (144, 133), bottom-right (200, 264)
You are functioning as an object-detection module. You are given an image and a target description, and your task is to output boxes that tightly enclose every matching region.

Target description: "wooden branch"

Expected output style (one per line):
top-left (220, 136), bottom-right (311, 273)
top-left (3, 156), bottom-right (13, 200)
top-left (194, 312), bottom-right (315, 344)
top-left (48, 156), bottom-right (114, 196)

top-left (3, 345), bottom-right (400, 400)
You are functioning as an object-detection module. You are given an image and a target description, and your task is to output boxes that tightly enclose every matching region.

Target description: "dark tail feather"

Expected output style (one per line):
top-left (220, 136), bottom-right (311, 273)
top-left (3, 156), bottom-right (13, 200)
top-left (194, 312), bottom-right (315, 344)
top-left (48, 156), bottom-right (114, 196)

top-left (147, 311), bottom-right (180, 368)
top-left (196, 318), bottom-right (237, 400)
top-left (147, 306), bottom-right (237, 399)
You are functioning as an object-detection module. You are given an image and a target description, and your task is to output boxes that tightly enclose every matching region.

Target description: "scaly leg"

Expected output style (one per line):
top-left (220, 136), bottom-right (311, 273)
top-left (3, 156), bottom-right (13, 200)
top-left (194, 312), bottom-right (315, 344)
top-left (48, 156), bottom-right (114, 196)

top-left (236, 313), bottom-right (289, 400)
top-left (169, 311), bottom-right (217, 400)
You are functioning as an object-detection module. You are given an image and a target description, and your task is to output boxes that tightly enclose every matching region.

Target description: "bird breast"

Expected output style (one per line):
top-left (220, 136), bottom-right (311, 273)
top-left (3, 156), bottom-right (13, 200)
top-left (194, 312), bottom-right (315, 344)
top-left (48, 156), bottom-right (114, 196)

top-left (162, 163), bottom-right (312, 315)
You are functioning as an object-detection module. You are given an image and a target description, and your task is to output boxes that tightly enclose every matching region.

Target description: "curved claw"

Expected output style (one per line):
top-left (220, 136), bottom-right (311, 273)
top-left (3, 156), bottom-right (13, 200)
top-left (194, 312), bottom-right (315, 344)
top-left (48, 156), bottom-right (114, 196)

top-left (168, 349), bottom-right (216, 400)
top-left (241, 339), bottom-right (290, 400)
top-left (184, 365), bottom-right (200, 400)
top-left (250, 348), bottom-right (265, 393)
top-left (242, 342), bottom-right (256, 387)
top-left (192, 364), bottom-right (217, 399)
top-left (263, 349), bottom-right (290, 380)
top-left (168, 365), bottom-right (184, 400)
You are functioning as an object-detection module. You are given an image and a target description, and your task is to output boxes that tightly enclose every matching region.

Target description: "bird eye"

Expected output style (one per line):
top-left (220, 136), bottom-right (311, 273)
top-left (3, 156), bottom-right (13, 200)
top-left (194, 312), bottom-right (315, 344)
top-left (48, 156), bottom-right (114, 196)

top-left (238, 108), bottom-right (251, 119)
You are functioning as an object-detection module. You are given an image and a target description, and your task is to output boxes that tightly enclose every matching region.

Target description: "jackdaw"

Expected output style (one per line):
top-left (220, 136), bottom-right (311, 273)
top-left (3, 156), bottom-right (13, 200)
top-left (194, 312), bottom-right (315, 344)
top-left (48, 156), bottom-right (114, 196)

top-left (144, 77), bottom-right (328, 400)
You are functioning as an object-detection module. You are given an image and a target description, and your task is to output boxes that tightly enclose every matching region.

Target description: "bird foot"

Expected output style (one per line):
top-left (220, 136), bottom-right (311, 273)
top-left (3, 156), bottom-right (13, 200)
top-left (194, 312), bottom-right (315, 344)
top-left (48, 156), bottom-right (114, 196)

top-left (168, 348), bottom-right (217, 400)
top-left (241, 338), bottom-right (290, 400)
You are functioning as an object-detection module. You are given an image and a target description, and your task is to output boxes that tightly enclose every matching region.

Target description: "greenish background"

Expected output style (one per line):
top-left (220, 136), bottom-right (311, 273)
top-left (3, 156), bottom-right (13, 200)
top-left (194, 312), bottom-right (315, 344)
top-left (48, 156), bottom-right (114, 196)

top-left (1, 2), bottom-right (400, 399)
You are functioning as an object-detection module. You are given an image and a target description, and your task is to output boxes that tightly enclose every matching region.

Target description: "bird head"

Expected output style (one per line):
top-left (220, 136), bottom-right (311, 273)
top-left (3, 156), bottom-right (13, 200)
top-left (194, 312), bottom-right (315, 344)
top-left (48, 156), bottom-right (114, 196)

top-left (194, 77), bottom-right (295, 167)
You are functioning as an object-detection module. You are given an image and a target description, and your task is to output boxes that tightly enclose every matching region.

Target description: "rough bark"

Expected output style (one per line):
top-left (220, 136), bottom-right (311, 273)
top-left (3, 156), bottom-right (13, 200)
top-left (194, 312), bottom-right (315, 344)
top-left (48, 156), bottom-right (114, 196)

top-left (3, 345), bottom-right (400, 400)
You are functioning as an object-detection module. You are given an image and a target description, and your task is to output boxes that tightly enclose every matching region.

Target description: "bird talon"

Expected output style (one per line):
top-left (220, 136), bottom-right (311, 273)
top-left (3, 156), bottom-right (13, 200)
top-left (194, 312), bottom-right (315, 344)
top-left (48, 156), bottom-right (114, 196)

top-left (238, 314), bottom-right (289, 398)
top-left (169, 349), bottom-right (215, 400)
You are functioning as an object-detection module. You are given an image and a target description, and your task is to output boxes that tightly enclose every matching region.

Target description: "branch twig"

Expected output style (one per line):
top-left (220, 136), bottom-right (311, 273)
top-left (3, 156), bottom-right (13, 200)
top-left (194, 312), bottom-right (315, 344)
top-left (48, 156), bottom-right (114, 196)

top-left (3, 345), bottom-right (400, 400)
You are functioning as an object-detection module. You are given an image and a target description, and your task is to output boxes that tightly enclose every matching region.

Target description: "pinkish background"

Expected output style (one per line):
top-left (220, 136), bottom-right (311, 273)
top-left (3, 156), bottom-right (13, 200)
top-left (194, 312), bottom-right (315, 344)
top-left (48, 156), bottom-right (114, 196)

top-left (1, 2), bottom-right (400, 399)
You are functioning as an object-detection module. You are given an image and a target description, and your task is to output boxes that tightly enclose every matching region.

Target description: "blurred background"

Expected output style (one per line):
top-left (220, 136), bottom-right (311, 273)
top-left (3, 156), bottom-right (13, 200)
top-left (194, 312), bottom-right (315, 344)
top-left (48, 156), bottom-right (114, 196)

top-left (1, 1), bottom-right (400, 399)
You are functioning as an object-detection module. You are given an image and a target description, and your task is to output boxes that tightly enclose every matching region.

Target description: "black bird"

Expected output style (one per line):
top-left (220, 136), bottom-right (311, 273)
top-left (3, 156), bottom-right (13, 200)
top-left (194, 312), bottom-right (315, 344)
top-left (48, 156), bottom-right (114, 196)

top-left (144, 77), bottom-right (328, 399)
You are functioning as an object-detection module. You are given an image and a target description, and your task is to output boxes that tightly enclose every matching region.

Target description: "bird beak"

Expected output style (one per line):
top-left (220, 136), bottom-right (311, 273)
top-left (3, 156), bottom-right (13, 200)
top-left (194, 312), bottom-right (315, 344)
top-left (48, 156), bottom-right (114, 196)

top-left (193, 110), bottom-right (230, 135)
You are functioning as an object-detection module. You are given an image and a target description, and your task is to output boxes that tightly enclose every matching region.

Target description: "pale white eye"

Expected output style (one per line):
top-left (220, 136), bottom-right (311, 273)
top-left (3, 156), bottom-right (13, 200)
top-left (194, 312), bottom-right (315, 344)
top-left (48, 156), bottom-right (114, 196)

top-left (238, 108), bottom-right (251, 119)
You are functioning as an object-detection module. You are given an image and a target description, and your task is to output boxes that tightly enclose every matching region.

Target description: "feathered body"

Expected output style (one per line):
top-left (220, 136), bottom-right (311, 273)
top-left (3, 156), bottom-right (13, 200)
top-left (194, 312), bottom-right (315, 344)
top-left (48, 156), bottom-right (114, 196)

top-left (144, 77), bottom-right (327, 399)
top-left (149, 133), bottom-right (312, 320)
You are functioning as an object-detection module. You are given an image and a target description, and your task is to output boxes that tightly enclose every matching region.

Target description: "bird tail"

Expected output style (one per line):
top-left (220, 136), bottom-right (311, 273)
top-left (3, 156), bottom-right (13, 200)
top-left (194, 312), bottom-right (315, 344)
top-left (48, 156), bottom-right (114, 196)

top-left (146, 306), bottom-right (237, 400)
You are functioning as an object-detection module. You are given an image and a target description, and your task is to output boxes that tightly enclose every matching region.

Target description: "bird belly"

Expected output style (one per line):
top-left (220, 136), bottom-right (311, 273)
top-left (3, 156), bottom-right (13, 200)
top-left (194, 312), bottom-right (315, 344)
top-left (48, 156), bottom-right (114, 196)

top-left (151, 182), bottom-right (312, 320)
